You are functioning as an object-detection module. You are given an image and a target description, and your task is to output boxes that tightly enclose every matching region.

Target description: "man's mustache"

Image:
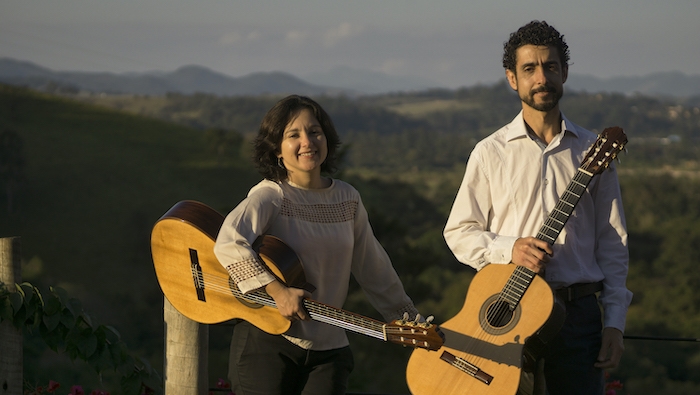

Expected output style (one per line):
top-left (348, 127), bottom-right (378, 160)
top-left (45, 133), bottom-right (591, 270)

top-left (531, 86), bottom-right (556, 94)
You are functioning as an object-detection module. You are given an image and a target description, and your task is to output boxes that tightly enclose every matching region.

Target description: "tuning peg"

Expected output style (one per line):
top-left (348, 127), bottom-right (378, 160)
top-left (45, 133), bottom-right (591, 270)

top-left (425, 315), bottom-right (434, 324)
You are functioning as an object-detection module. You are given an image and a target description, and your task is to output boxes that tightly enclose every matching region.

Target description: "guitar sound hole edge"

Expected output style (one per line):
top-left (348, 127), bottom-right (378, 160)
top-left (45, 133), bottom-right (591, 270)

top-left (479, 294), bottom-right (522, 335)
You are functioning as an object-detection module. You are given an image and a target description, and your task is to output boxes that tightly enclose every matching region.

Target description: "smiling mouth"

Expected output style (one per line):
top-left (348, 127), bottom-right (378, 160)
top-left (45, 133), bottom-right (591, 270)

top-left (299, 152), bottom-right (316, 158)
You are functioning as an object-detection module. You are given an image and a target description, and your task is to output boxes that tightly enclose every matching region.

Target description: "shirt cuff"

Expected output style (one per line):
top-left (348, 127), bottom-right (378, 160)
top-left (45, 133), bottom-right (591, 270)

top-left (238, 271), bottom-right (277, 294)
top-left (603, 304), bottom-right (629, 333)
top-left (488, 235), bottom-right (519, 264)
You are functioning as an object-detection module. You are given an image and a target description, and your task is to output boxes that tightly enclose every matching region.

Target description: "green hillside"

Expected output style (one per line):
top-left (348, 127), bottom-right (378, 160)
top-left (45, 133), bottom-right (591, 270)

top-left (0, 84), bottom-right (261, 388)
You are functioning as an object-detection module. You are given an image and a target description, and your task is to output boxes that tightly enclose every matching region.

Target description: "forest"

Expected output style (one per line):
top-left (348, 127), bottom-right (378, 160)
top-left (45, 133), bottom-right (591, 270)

top-left (1, 82), bottom-right (700, 394)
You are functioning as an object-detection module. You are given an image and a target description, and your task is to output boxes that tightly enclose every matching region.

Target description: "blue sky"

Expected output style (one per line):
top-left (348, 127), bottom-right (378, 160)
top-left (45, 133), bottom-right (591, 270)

top-left (2, 0), bottom-right (699, 89)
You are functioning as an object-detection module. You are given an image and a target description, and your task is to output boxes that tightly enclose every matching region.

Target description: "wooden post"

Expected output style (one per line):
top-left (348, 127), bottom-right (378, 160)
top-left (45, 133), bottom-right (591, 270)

top-left (0, 237), bottom-right (22, 395)
top-left (163, 297), bottom-right (209, 395)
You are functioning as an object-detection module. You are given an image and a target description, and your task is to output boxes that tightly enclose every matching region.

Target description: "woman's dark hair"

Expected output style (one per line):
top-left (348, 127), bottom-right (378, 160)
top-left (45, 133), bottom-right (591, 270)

top-left (253, 95), bottom-right (341, 181)
top-left (502, 20), bottom-right (570, 72)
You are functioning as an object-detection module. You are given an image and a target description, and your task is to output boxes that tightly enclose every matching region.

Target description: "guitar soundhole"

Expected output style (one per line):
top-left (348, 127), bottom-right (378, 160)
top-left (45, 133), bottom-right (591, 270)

top-left (479, 295), bottom-right (521, 335)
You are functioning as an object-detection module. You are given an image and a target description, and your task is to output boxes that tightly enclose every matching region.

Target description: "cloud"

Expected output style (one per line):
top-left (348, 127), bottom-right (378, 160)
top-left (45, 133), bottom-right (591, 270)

top-left (284, 29), bottom-right (308, 46)
top-left (323, 22), bottom-right (362, 48)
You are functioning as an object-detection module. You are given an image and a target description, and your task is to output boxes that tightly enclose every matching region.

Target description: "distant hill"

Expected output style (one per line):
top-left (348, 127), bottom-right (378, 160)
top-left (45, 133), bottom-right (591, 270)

top-left (305, 66), bottom-right (442, 95)
top-left (567, 72), bottom-right (700, 98)
top-left (0, 57), bottom-right (348, 96)
top-left (2, 57), bottom-right (700, 98)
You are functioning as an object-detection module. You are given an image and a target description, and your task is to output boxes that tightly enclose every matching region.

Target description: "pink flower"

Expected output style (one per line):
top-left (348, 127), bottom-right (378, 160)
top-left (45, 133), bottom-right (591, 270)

top-left (46, 380), bottom-right (61, 392)
top-left (47, 381), bottom-right (60, 393)
top-left (216, 379), bottom-right (231, 389)
top-left (69, 385), bottom-right (85, 395)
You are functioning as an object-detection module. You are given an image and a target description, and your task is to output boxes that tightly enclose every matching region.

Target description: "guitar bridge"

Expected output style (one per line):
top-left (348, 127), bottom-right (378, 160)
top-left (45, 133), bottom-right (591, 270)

top-left (189, 248), bottom-right (206, 302)
top-left (440, 351), bottom-right (493, 385)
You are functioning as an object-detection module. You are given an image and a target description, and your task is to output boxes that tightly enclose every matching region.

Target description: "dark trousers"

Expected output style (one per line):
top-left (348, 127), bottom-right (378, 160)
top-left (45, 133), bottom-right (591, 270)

top-left (228, 321), bottom-right (355, 395)
top-left (540, 294), bottom-right (605, 395)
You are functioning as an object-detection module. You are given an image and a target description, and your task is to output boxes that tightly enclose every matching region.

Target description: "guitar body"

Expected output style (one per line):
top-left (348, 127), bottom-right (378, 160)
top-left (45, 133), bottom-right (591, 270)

top-left (406, 264), bottom-right (561, 395)
top-left (151, 200), bottom-right (299, 334)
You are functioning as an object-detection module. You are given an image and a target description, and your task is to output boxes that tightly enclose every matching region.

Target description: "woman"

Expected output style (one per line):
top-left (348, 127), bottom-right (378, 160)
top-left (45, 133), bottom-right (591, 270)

top-left (213, 95), bottom-right (420, 395)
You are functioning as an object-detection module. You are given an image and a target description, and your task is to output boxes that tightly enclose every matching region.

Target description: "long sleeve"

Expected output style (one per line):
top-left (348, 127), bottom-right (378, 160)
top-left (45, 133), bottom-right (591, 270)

top-left (444, 145), bottom-right (519, 271)
top-left (214, 182), bottom-right (281, 294)
top-left (591, 164), bottom-right (633, 332)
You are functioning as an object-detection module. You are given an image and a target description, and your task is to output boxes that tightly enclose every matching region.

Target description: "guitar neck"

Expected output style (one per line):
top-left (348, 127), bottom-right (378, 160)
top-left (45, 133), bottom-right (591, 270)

top-left (502, 168), bottom-right (594, 308)
top-left (536, 169), bottom-right (593, 244)
top-left (240, 289), bottom-right (387, 340)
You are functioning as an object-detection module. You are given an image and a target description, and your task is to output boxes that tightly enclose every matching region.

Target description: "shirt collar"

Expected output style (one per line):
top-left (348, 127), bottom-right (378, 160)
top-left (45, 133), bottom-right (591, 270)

top-left (505, 110), bottom-right (581, 143)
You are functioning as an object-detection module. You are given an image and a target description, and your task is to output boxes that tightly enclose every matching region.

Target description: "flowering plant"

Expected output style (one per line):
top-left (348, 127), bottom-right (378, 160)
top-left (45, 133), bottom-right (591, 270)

top-left (605, 372), bottom-right (625, 395)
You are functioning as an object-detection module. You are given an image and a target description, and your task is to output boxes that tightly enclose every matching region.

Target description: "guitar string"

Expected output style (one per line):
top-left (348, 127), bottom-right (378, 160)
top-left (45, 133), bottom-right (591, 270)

top-left (194, 272), bottom-right (396, 339)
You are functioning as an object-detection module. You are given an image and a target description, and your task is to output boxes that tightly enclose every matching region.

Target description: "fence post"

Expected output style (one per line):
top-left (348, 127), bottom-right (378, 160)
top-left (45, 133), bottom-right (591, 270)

top-left (0, 237), bottom-right (22, 395)
top-left (163, 297), bottom-right (208, 395)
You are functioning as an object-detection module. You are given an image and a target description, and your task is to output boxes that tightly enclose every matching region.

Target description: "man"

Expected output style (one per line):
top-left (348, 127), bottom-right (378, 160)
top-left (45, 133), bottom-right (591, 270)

top-left (443, 20), bottom-right (632, 394)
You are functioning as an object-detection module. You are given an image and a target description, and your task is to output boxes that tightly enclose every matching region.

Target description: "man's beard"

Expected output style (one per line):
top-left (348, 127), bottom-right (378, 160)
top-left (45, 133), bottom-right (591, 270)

top-left (520, 85), bottom-right (563, 112)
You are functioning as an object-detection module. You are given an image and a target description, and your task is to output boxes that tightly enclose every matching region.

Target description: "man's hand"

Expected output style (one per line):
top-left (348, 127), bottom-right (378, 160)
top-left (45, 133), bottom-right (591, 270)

top-left (595, 327), bottom-right (624, 369)
top-left (265, 280), bottom-right (311, 321)
top-left (512, 237), bottom-right (552, 273)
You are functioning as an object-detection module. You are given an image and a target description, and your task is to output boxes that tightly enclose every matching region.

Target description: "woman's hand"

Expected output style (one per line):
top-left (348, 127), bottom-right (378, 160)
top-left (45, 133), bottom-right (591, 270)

top-left (265, 280), bottom-right (311, 321)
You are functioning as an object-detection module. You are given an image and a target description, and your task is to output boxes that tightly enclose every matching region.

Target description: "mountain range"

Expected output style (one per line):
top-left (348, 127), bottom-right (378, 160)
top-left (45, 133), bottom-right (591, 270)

top-left (1, 57), bottom-right (699, 98)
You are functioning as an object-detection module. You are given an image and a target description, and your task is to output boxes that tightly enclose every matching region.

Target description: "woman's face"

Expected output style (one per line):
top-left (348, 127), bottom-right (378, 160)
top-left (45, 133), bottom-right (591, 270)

top-left (277, 108), bottom-right (328, 185)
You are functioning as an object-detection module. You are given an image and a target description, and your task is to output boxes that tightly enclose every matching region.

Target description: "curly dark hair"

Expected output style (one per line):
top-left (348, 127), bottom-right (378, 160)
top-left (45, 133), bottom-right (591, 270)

top-left (502, 20), bottom-right (570, 72)
top-left (253, 95), bottom-right (341, 181)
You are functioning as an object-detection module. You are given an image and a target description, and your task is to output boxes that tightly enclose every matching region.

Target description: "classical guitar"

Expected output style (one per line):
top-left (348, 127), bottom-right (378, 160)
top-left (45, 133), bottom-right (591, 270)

top-left (150, 200), bottom-right (444, 351)
top-left (405, 127), bottom-right (628, 394)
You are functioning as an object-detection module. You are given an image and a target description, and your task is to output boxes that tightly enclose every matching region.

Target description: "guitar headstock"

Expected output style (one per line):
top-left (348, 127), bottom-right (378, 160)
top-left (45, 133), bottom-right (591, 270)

top-left (385, 315), bottom-right (445, 351)
top-left (580, 126), bottom-right (628, 175)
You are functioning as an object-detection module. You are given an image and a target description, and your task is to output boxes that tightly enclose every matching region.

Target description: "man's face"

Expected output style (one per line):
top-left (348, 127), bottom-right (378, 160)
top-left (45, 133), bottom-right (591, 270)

top-left (506, 44), bottom-right (568, 112)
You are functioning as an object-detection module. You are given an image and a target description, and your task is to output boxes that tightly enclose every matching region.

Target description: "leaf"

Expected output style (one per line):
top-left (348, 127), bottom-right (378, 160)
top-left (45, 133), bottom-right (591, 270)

top-left (43, 311), bottom-right (62, 332)
top-left (77, 327), bottom-right (98, 359)
top-left (9, 291), bottom-right (23, 312)
top-left (43, 294), bottom-right (62, 316)
top-left (80, 311), bottom-right (93, 328)
top-left (104, 325), bottom-right (121, 343)
top-left (18, 282), bottom-right (35, 304)
top-left (40, 322), bottom-right (64, 351)
top-left (61, 307), bottom-right (76, 329)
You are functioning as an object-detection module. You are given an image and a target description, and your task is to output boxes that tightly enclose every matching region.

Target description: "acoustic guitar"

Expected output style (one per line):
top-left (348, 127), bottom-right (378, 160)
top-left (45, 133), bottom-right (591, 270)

top-left (150, 200), bottom-right (444, 351)
top-left (405, 127), bottom-right (628, 394)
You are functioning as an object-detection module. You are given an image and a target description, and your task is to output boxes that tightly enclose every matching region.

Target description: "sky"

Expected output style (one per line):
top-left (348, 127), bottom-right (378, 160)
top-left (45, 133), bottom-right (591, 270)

top-left (1, 0), bottom-right (699, 89)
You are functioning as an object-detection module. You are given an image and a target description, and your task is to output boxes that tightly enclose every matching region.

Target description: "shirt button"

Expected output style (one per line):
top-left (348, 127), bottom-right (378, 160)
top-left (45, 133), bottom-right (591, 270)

top-left (544, 179), bottom-right (549, 185)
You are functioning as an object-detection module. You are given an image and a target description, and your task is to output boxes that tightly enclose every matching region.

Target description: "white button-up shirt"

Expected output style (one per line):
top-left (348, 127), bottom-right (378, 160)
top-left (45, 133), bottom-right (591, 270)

top-left (444, 111), bottom-right (632, 331)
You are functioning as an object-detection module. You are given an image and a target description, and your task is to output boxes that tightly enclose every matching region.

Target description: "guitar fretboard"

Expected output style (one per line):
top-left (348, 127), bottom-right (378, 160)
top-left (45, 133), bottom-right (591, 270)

top-left (231, 287), bottom-right (388, 340)
top-left (536, 170), bottom-right (593, 244)
top-left (503, 168), bottom-right (594, 308)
